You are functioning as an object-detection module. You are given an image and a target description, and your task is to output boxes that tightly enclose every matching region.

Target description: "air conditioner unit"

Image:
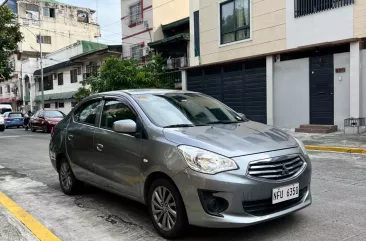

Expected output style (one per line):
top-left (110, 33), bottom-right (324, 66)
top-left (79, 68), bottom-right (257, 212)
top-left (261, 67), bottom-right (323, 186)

top-left (52, 73), bottom-right (57, 80)
top-left (142, 46), bottom-right (150, 57)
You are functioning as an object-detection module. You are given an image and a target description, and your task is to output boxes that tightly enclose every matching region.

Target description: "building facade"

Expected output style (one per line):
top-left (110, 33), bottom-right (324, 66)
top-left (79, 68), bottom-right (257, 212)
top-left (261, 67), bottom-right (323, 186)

top-left (0, 0), bottom-right (100, 111)
top-left (186, 0), bottom-right (366, 129)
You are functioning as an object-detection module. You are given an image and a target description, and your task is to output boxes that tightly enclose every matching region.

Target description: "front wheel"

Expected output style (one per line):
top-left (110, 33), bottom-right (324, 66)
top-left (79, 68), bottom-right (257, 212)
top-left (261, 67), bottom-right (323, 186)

top-left (59, 159), bottom-right (82, 195)
top-left (0, 126), bottom-right (4, 132)
top-left (31, 124), bottom-right (36, 132)
top-left (148, 179), bottom-right (188, 239)
top-left (43, 125), bottom-right (49, 133)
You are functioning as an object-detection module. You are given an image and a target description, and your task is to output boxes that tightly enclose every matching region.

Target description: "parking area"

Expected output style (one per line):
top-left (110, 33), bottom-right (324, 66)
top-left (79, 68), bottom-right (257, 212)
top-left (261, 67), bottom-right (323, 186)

top-left (0, 128), bottom-right (366, 241)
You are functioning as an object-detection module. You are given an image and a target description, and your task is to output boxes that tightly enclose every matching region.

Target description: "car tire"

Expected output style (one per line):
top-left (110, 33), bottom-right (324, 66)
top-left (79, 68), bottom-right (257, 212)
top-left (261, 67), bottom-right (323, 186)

top-left (58, 159), bottom-right (83, 195)
top-left (31, 125), bottom-right (36, 132)
top-left (0, 126), bottom-right (4, 132)
top-left (43, 125), bottom-right (49, 133)
top-left (148, 178), bottom-right (188, 239)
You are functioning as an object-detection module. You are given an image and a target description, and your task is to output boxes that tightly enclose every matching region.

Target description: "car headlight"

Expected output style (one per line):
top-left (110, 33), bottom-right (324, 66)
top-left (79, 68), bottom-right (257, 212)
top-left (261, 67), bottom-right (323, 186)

top-left (293, 137), bottom-right (308, 156)
top-left (178, 145), bottom-right (238, 175)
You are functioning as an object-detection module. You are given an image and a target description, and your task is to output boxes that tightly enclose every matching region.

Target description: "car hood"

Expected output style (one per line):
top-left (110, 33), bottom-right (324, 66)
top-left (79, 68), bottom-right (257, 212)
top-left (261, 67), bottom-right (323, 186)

top-left (163, 121), bottom-right (298, 158)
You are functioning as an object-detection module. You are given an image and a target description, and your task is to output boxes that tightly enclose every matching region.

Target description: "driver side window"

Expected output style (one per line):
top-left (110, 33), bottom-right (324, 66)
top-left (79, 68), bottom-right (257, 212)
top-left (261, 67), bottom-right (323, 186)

top-left (101, 100), bottom-right (137, 130)
top-left (74, 100), bottom-right (102, 126)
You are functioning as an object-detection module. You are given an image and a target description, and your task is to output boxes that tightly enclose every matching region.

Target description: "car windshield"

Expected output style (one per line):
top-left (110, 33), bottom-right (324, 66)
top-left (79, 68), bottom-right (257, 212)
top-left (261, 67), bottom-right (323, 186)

top-left (0, 108), bottom-right (12, 114)
top-left (9, 113), bottom-right (23, 118)
top-left (133, 93), bottom-right (245, 127)
top-left (45, 111), bottom-right (64, 118)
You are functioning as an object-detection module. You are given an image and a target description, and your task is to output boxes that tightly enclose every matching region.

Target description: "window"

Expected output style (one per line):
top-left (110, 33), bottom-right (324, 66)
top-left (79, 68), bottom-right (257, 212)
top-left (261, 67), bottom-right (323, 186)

top-left (70, 69), bottom-right (78, 83)
top-left (74, 100), bottom-right (102, 126)
top-left (40, 76), bottom-right (53, 91)
top-left (6, 85), bottom-right (10, 93)
top-left (44, 8), bottom-right (55, 18)
top-left (194, 11), bottom-right (200, 57)
top-left (129, 2), bottom-right (142, 26)
top-left (220, 0), bottom-right (250, 45)
top-left (77, 10), bottom-right (89, 23)
top-left (37, 35), bottom-right (52, 44)
top-left (44, 103), bottom-right (51, 108)
top-left (59, 102), bottom-right (64, 108)
top-left (294, 0), bottom-right (354, 18)
top-left (58, 73), bottom-right (63, 85)
top-left (131, 44), bottom-right (143, 61)
top-left (44, 111), bottom-right (64, 118)
top-left (101, 100), bottom-right (136, 130)
top-left (0, 88), bottom-right (2, 94)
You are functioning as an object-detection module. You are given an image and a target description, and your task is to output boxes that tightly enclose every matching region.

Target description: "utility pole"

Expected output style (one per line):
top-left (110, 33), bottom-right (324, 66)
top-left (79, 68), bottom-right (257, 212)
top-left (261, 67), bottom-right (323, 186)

top-left (38, 5), bottom-right (44, 109)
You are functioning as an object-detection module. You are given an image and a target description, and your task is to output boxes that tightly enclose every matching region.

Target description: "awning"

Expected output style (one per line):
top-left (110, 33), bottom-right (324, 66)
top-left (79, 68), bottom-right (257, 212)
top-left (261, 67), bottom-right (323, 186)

top-left (34, 61), bottom-right (78, 76)
top-left (35, 91), bottom-right (77, 102)
top-left (148, 33), bottom-right (189, 48)
top-left (162, 17), bottom-right (189, 31)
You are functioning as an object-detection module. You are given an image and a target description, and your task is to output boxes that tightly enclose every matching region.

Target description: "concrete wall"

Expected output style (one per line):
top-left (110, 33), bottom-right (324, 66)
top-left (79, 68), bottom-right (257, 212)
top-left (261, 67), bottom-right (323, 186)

top-left (286, 0), bottom-right (353, 49)
top-left (152, 0), bottom-right (189, 41)
top-left (361, 50), bottom-right (366, 118)
top-left (334, 53), bottom-right (351, 129)
top-left (354, 0), bottom-right (366, 38)
top-left (274, 58), bottom-right (309, 128)
top-left (189, 0), bottom-right (200, 67)
top-left (198, 0), bottom-right (287, 65)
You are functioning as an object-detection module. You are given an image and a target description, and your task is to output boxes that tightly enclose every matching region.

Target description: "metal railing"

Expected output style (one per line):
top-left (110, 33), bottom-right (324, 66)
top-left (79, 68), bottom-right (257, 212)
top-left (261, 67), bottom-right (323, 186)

top-left (294, 0), bottom-right (354, 18)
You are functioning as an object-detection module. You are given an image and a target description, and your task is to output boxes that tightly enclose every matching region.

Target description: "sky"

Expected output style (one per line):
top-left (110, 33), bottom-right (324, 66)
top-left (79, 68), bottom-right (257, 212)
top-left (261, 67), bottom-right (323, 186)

top-left (60, 0), bottom-right (122, 45)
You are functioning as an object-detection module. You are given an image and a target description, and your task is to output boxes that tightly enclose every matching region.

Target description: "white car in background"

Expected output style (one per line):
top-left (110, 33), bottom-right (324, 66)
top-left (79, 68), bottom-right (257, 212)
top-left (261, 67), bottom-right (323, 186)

top-left (0, 115), bottom-right (4, 132)
top-left (0, 104), bottom-right (13, 132)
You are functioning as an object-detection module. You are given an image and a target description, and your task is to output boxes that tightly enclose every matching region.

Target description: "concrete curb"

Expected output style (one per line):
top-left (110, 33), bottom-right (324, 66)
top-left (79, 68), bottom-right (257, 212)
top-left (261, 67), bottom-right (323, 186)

top-left (306, 145), bottom-right (366, 154)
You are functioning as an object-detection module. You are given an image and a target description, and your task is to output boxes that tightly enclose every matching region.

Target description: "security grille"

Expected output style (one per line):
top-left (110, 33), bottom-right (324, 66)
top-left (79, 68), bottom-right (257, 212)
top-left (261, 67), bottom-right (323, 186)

top-left (294, 0), bottom-right (354, 18)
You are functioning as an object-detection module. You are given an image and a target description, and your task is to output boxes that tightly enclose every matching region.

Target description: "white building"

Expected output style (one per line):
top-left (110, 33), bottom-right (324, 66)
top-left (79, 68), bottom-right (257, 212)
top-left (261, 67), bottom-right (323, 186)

top-left (22, 41), bottom-right (122, 114)
top-left (0, 0), bottom-right (100, 111)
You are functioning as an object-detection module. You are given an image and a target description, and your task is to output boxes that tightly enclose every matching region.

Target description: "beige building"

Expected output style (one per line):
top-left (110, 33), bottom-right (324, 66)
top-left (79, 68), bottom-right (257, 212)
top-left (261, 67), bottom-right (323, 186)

top-left (186, 0), bottom-right (366, 131)
top-left (0, 0), bottom-right (100, 110)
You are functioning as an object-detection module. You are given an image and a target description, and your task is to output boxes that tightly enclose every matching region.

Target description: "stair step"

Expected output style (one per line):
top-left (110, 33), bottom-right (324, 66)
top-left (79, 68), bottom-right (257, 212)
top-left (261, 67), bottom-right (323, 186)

top-left (295, 128), bottom-right (336, 134)
top-left (299, 124), bottom-right (338, 131)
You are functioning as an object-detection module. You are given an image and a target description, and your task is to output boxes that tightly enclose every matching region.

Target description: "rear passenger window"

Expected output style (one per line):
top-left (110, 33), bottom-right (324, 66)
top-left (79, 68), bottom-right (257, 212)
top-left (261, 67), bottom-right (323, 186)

top-left (101, 100), bottom-right (136, 130)
top-left (74, 100), bottom-right (101, 126)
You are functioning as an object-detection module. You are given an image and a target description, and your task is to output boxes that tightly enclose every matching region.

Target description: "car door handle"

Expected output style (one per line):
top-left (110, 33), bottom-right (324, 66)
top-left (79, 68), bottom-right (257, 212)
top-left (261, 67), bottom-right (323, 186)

top-left (67, 135), bottom-right (74, 141)
top-left (96, 144), bottom-right (104, 152)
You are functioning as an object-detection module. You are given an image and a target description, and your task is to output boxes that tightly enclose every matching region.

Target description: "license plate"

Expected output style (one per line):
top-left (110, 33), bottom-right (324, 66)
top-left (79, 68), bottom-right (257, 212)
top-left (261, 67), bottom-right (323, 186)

top-left (272, 183), bottom-right (299, 204)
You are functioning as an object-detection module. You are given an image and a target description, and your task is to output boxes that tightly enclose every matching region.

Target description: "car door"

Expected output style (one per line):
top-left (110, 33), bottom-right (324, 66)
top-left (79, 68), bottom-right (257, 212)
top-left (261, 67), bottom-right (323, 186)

top-left (66, 99), bottom-right (103, 182)
top-left (93, 98), bottom-right (143, 198)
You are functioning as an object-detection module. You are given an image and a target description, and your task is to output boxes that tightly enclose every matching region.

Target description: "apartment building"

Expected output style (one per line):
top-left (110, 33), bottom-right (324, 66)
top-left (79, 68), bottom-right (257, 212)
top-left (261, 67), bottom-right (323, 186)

top-left (186, 0), bottom-right (366, 130)
top-left (22, 41), bottom-right (121, 113)
top-left (0, 0), bottom-right (100, 110)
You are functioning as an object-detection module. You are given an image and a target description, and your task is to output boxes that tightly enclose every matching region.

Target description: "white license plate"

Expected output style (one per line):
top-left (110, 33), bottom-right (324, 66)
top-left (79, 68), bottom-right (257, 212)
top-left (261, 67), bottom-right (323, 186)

top-left (272, 183), bottom-right (299, 204)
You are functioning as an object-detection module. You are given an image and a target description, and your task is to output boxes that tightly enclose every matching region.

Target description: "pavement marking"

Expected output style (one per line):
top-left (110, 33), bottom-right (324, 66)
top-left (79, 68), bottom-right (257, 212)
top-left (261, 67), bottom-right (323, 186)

top-left (306, 145), bottom-right (366, 154)
top-left (0, 192), bottom-right (61, 241)
top-left (0, 135), bottom-right (35, 139)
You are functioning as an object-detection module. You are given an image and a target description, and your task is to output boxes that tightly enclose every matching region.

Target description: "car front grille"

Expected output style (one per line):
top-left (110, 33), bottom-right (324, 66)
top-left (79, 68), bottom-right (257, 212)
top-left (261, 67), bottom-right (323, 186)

top-left (247, 154), bottom-right (306, 181)
top-left (243, 186), bottom-right (308, 216)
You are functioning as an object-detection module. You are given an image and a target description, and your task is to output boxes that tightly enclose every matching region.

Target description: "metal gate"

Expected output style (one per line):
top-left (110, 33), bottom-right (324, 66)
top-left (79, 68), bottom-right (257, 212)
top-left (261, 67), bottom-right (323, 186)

top-left (187, 59), bottom-right (267, 124)
top-left (309, 55), bottom-right (334, 125)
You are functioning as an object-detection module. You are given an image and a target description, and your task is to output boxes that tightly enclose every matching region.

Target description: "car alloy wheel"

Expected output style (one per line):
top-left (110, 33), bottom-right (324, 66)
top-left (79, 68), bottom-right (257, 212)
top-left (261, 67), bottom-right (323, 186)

top-left (152, 186), bottom-right (177, 231)
top-left (60, 162), bottom-right (73, 191)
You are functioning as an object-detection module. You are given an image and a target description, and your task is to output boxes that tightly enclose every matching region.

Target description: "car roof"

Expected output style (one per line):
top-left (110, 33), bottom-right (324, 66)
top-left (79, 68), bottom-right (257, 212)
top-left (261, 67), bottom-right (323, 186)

top-left (98, 89), bottom-right (197, 96)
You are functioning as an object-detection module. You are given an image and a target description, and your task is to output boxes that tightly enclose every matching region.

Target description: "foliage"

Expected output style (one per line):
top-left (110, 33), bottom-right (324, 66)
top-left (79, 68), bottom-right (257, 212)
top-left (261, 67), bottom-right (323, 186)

top-left (75, 55), bottom-right (173, 101)
top-left (0, 6), bottom-right (23, 80)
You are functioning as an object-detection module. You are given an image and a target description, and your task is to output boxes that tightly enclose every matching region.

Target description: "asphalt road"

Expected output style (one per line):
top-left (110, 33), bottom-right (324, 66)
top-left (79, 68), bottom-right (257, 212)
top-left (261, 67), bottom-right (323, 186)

top-left (0, 128), bottom-right (366, 241)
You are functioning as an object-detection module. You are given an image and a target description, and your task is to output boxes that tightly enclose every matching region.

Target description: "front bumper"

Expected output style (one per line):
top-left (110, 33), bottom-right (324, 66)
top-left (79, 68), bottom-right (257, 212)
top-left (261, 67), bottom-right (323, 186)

top-left (173, 148), bottom-right (312, 228)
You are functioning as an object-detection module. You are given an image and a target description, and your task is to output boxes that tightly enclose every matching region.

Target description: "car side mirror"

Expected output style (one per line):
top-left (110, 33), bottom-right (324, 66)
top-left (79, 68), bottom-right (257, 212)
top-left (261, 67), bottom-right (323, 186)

top-left (113, 120), bottom-right (137, 134)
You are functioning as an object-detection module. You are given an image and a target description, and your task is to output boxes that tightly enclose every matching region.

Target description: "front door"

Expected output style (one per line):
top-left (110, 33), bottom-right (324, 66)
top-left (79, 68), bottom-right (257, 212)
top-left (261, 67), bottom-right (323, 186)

top-left (93, 98), bottom-right (143, 198)
top-left (310, 55), bottom-right (334, 125)
top-left (66, 99), bottom-right (103, 181)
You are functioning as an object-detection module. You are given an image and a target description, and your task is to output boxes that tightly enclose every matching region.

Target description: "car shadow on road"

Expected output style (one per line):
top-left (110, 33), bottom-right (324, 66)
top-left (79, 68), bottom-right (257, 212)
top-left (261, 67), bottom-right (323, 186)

top-left (73, 184), bottom-right (306, 240)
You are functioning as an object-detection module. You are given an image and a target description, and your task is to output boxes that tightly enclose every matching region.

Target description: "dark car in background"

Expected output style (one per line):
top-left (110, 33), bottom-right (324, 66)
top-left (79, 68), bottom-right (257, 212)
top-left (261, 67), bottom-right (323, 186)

top-left (3, 112), bottom-right (24, 128)
top-left (30, 110), bottom-right (65, 133)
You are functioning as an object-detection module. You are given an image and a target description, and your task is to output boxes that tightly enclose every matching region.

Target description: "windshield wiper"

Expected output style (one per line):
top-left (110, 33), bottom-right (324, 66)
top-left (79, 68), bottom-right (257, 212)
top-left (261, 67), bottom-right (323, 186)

top-left (164, 124), bottom-right (195, 128)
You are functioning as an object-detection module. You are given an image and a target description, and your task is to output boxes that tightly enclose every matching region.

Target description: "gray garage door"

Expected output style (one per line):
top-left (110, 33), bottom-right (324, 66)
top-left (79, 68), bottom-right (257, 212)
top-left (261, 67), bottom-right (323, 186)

top-left (187, 59), bottom-right (267, 124)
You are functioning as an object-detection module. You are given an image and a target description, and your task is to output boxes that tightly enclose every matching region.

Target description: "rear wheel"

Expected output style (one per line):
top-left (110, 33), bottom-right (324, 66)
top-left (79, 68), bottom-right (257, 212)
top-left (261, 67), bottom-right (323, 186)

top-left (59, 159), bottom-right (83, 195)
top-left (0, 126), bottom-right (4, 132)
top-left (148, 178), bottom-right (188, 239)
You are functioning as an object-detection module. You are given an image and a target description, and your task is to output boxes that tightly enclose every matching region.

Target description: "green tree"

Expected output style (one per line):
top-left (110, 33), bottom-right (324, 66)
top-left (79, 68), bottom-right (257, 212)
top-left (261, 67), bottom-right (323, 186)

top-left (75, 55), bottom-right (173, 101)
top-left (0, 5), bottom-right (23, 80)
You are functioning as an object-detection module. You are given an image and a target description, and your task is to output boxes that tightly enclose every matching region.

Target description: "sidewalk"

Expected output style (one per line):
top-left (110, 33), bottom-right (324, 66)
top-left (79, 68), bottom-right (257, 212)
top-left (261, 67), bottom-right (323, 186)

top-left (283, 129), bottom-right (366, 153)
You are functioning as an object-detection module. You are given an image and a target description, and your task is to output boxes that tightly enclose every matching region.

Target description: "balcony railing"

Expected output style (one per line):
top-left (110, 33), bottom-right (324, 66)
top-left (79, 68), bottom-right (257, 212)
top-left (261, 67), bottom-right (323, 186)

top-left (294, 0), bottom-right (354, 18)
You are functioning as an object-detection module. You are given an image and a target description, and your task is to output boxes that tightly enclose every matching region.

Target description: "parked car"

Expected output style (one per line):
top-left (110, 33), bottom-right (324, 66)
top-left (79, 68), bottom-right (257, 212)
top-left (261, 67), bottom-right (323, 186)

top-left (0, 104), bottom-right (12, 115)
top-left (30, 110), bottom-right (65, 133)
top-left (0, 115), bottom-right (4, 132)
top-left (3, 112), bottom-right (24, 128)
top-left (49, 90), bottom-right (312, 239)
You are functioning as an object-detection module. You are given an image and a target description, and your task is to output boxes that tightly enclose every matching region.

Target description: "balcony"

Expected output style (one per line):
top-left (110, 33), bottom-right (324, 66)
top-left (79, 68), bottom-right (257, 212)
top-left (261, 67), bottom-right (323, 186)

top-left (294, 0), bottom-right (354, 18)
top-left (167, 56), bottom-right (188, 70)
